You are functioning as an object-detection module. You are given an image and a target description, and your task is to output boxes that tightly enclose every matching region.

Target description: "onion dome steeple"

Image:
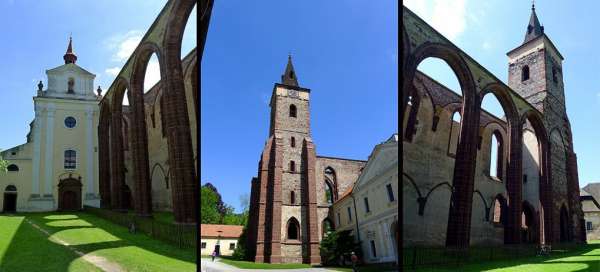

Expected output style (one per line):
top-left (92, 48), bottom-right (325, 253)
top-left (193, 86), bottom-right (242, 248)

top-left (524, 2), bottom-right (544, 43)
top-left (281, 54), bottom-right (299, 87)
top-left (63, 36), bottom-right (78, 64)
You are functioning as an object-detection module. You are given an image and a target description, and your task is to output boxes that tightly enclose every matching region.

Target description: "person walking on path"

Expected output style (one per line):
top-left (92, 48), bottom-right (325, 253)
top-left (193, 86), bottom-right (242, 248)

top-left (351, 252), bottom-right (358, 272)
top-left (211, 250), bottom-right (216, 262)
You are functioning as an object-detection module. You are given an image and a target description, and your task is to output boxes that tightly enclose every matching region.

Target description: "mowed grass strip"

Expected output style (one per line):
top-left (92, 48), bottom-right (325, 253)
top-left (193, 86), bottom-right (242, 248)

top-left (411, 241), bottom-right (600, 272)
top-left (26, 212), bottom-right (196, 272)
top-left (219, 256), bottom-right (312, 269)
top-left (0, 215), bottom-right (101, 272)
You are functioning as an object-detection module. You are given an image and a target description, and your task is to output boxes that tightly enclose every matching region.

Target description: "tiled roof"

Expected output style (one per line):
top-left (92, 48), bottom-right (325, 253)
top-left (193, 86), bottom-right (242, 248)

top-left (334, 186), bottom-right (354, 204)
top-left (200, 224), bottom-right (243, 238)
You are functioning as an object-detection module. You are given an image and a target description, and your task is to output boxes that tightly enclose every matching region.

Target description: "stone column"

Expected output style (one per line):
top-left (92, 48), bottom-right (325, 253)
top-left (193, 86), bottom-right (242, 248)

top-left (109, 111), bottom-right (124, 210)
top-left (31, 105), bottom-right (43, 198)
top-left (302, 138), bottom-right (320, 264)
top-left (130, 88), bottom-right (152, 217)
top-left (98, 117), bottom-right (111, 208)
top-left (85, 107), bottom-right (95, 198)
top-left (254, 137), bottom-right (272, 263)
top-left (445, 99), bottom-right (481, 247)
top-left (43, 104), bottom-right (55, 198)
top-left (505, 123), bottom-right (523, 244)
top-left (267, 135), bottom-right (283, 263)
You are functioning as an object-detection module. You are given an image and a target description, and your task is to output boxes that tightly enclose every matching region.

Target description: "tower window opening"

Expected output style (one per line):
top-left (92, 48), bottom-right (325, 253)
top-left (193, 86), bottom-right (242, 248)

top-left (521, 66), bottom-right (530, 81)
top-left (289, 104), bottom-right (297, 118)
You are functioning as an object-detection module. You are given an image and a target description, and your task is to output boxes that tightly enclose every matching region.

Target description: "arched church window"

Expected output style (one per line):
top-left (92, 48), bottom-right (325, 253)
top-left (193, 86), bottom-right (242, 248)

top-left (490, 131), bottom-right (503, 180)
top-left (289, 104), bottom-right (297, 118)
top-left (448, 111), bottom-right (461, 156)
top-left (67, 78), bottom-right (75, 93)
top-left (287, 217), bottom-right (300, 240)
top-left (5, 185), bottom-right (16, 192)
top-left (64, 150), bottom-right (76, 169)
top-left (6, 164), bottom-right (18, 172)
top-left (521, 66), bottom-right (530, 81)
top-left (325, 181), bottom-right (334, 205)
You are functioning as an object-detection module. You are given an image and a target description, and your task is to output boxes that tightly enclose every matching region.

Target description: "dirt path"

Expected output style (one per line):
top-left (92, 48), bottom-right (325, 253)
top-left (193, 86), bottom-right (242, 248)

top-left (26, 218), bottom-right (125, 272)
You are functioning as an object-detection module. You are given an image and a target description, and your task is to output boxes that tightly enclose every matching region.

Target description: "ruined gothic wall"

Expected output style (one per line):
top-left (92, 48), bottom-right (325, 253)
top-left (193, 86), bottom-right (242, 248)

top-left (403, 73), bottom-right (522, 246)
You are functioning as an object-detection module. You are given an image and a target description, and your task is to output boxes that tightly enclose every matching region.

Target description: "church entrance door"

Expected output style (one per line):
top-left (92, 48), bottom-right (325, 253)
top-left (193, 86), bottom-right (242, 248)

top-left (58, 177), bottom-right (82, 211)
top-left (3, 185), bottom-right (17, 213)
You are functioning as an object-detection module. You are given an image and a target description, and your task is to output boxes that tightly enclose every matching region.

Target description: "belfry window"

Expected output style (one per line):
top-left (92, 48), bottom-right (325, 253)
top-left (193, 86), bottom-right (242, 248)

top-left (289, 104), bottom-right (297, 118)
top-left (521, 66), bottom-right (530, 81)
top-left (290, 191), bottom-right (295, 204)
top-left (289, 161), bottom-right (296, 172)
top-left (67, 78), bottom-right (75, 93)
top-left (552, 67), bottom-right (558, 83)
top-left (291, 137), bottom-right (296, 147)
top-left (64, 150), bottom-right (76, 169)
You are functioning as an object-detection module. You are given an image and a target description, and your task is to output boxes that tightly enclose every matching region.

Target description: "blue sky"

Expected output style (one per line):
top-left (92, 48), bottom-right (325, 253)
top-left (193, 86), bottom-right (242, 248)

top-left (201, 1), bottom-right (398, 212)
top-left (0, 1), bottom-right (196, 148)
top-left (404, 0), bottom-right (600, 188)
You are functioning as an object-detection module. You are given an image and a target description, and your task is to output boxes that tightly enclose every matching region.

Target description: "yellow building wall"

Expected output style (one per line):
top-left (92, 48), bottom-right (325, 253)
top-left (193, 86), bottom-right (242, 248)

top-left (200, 237), bottom-right (238, 256)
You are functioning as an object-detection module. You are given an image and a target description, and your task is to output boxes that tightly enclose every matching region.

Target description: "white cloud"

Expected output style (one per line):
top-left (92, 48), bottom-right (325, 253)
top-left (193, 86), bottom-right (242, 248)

top-left (105, 67), bottom-right (121, 77)
top-left (404, 0), bottom-right (467, 42)
top-left (482, 41), bottom-right (492, 50)
top-left (105, 30), bottom-right (143, 62)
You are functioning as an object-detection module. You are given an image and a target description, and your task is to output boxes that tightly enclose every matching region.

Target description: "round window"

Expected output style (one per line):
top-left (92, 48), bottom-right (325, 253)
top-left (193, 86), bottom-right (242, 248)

top-left (65, 117), bottom-right (76, 128)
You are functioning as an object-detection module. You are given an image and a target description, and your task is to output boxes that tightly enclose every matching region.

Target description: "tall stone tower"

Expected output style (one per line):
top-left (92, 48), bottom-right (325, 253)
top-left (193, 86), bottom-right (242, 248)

top-left (247, 56), bottom-right (321, 264)
top-left (507, 4), bottom-right (585, 243)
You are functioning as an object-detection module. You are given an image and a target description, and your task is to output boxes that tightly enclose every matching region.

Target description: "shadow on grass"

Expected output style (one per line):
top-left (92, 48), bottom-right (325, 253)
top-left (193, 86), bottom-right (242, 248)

top-left (0, 211), bottom-right (195, 271)
top-left (410, 243), bottom-right (600, 272)
top-left (0, 214), bottom-right (100, 272)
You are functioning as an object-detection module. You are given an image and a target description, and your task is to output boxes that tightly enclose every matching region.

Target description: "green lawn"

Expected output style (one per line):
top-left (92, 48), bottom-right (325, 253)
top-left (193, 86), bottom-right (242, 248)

top-left (409, 241), bottom-right (600, 272)
top-left (219, 256), bottom-right (312, 269)
top-left (0, 212), bottom-right (195, 272)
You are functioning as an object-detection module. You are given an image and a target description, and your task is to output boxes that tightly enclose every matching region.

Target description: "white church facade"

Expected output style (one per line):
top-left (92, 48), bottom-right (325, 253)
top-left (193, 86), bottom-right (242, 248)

top-left (0, 38), bottom-right (101, 212)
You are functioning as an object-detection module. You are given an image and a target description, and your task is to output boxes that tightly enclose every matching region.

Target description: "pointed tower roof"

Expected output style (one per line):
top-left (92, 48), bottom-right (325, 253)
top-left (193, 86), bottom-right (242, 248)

top-left (281, 54), bottom-right (299, 87)
top-left (63, 36), bottom-right (78, 64)
top-left (524, 3), bottom-right (544, 43)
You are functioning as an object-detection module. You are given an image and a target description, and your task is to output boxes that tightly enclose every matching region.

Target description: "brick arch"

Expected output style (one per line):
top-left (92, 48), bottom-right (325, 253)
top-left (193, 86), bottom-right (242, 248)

top-left (479, 83), bottom-right (519, 127)
top-left (108, 77), bottom-right (129, 211)
top-left (127, 42), bottom-right (165, 218)
top-left (520, 110), bottom-right (553, 244)
top-left (98, 0), bottom-right (197, 223)
top-left (404, 42), bottom-right (477, 109)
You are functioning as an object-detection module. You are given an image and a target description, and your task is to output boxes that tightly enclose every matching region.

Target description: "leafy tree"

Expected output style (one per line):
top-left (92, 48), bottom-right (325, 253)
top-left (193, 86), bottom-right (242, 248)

top-left (0, 151), bottom-right (9, 172)
top-left (203, 182), bottom-right (226, 215)
top-left (319, 230), bottom-right (362, 266)
top-left (200, 186), bottom-right (220, 224)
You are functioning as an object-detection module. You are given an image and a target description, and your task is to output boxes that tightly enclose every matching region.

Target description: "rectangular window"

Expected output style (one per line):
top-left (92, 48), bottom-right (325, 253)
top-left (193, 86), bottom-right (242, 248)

top-left (364, 197), bottom-right (370, 213)
top-left (201, 242), bottom-right (207, 249)
top-left (64, 150), bottom-right (76, 169)
top-left (523, 174), bottom-right (528, 184)
top-left (386, 184), bottom-right (395, 202)
top-left (347, 207), bottom-right (352, 222)
top-left (229, 243), bottom-right (235, 250)
top-left (587, 221), bottom-right (593, 231)
top-left (370, 240), bottom-right (377, 258)
top-left (337, 212), bottom-right (341, 226)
